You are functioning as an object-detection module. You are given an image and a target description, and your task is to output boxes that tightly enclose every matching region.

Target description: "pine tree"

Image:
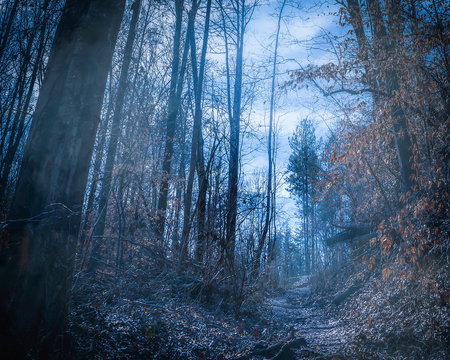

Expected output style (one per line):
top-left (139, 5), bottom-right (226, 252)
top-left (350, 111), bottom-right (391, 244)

top-left (287, 119), bottom-right (320, 273)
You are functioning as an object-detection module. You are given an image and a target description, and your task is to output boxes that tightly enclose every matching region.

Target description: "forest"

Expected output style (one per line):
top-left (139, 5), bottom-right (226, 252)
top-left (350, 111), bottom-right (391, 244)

top-left (0, 0), bottom-right (448, 359)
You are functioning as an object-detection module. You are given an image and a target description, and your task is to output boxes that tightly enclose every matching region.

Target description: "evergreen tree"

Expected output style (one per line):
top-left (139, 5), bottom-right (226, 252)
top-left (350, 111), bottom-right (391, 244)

top-left (287, 119), bottom-right (320, 273)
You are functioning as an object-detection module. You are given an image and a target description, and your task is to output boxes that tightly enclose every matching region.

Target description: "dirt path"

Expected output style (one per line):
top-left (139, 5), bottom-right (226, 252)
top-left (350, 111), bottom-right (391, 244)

top-left (71, 276), bottom-right (350, 359)
top-left (265, 278), bottom-right (346, 359)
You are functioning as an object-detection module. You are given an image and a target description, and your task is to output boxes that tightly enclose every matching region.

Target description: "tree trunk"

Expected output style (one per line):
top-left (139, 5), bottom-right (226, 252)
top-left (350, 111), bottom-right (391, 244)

top-left (88, 0), bottom-right (141, 273)
top-left (254, 0), bottom-right (285, 277)
top-left (179, 0), bottom-right (211, 264)
top-left (79, 77), bottom-right (113, 248)
top-left (350, 0), bottom-right (413, 192)
top-left (225, 1), bottom-right (245, 271)
top-left (0, 0), bottom-right (124, 355)
top-left (156, 0), bottom-right (187, 243)
top-left (178, 0), bottom-right (201, 263)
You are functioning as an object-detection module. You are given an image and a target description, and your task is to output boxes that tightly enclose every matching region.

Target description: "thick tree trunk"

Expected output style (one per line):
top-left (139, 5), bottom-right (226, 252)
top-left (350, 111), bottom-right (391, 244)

top-left (0, 0), bottom-right (124, 355)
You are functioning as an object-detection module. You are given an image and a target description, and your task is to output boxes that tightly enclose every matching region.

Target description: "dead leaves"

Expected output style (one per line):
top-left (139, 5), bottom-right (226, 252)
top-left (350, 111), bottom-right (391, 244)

top-left (382, 268), bottom-right (391, 282)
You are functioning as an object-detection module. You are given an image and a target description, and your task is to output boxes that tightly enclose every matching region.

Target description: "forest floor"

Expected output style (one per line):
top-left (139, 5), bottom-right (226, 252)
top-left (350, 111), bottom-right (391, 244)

top-left (69, 271), bottom-right (447, 360)
top-left (69, 275), bottom-right (349, 360)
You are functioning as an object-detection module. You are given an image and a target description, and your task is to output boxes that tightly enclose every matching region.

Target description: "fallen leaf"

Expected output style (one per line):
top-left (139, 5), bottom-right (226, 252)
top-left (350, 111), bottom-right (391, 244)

top-left (383, 268), bottom-right (391, 282)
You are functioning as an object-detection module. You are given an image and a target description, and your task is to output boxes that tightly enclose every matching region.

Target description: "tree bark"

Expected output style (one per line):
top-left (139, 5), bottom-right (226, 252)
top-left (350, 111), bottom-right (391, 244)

top-left (0, 0), bottom-right (124, 355)
top-left (348, 0), bottom-right (413, 192)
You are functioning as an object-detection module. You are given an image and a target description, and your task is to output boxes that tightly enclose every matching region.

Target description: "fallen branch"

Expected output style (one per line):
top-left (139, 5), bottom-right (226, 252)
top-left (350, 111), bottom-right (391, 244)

top-left (325, 227), bottom-right (373, 246)
top-left (333, 281), bottom-right (363, 306)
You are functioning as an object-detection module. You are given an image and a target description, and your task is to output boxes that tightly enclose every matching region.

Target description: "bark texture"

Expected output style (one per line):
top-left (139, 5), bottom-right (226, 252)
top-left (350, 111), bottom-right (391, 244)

top-left (0, 0), bottom-right (125, 355)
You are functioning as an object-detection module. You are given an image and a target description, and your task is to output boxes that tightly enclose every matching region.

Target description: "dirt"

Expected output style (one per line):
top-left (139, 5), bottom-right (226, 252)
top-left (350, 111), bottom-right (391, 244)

top-left (263, 278), bottom-right (348, 359)
top-left (69, 276), bottom-right (351, 360)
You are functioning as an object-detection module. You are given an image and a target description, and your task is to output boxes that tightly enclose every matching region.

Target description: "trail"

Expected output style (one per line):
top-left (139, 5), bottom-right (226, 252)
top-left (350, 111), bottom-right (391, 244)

top-left (263, 277), bottom-right (346, 359)
top-left (71, 276), bottom-right (350, 359)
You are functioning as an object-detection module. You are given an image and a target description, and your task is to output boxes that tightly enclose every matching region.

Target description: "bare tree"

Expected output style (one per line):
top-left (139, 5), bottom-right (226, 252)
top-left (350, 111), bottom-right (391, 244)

top-left (220, 0), bottom-right (256, 272)
top-left (254, 0), bottom-right (286, 277)
top-left (155, 0), bottom-right (186, 242)
top-left (179, 0), bottom-right (213, 264)
top-left (88, 0), bottom-right (142, 273)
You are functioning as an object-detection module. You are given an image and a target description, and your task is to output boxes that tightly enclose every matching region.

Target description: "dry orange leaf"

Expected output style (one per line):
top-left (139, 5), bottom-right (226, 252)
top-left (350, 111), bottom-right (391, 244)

top-left (383, 268), bottom-right (391, 282)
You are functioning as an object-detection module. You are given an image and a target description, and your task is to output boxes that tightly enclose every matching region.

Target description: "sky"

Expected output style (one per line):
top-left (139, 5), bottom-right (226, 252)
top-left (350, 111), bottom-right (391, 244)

top-left (238, 0), bottom-right (343, 229)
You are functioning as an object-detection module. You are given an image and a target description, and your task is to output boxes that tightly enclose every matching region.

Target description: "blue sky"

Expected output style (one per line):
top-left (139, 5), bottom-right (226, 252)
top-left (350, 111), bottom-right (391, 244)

top-left (238, 0), bottom-right (343, 228)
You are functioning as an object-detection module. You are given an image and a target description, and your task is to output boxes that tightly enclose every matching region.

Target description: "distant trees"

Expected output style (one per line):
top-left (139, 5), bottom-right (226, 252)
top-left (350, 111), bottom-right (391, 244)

top-left (287, 119), bottom-right (320, 273)
top-left (0, 0), bottom-right (63, 208)
top-left (71, 0), bottom-right (275, 288)
top-left (285, 0), bottom-right (449, 316)
top-left (88, 0), bottom-right (141, 273)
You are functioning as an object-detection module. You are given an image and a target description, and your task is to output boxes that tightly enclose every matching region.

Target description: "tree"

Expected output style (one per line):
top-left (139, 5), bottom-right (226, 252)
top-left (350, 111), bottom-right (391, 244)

top-left (0, 0), bottom-right (61, 207)
top-left (346, 0), bottom-right (413, 193)
top-left (180, 0), bottom-right (212, 264)
top-left (155, 0), bottom-right (186, 243)
top-left (0, 0), bottom-right (19, 59)
top-left (219, 0), bottom-right (256, 272)
top-left (88, 0), bottom-right (142, 273)
top-left (254, 0), bottom-right (286, 277)
top-left (287, 119), bottom-right (320, 273)
top-left (0, 0), bottom-right (125, 355)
